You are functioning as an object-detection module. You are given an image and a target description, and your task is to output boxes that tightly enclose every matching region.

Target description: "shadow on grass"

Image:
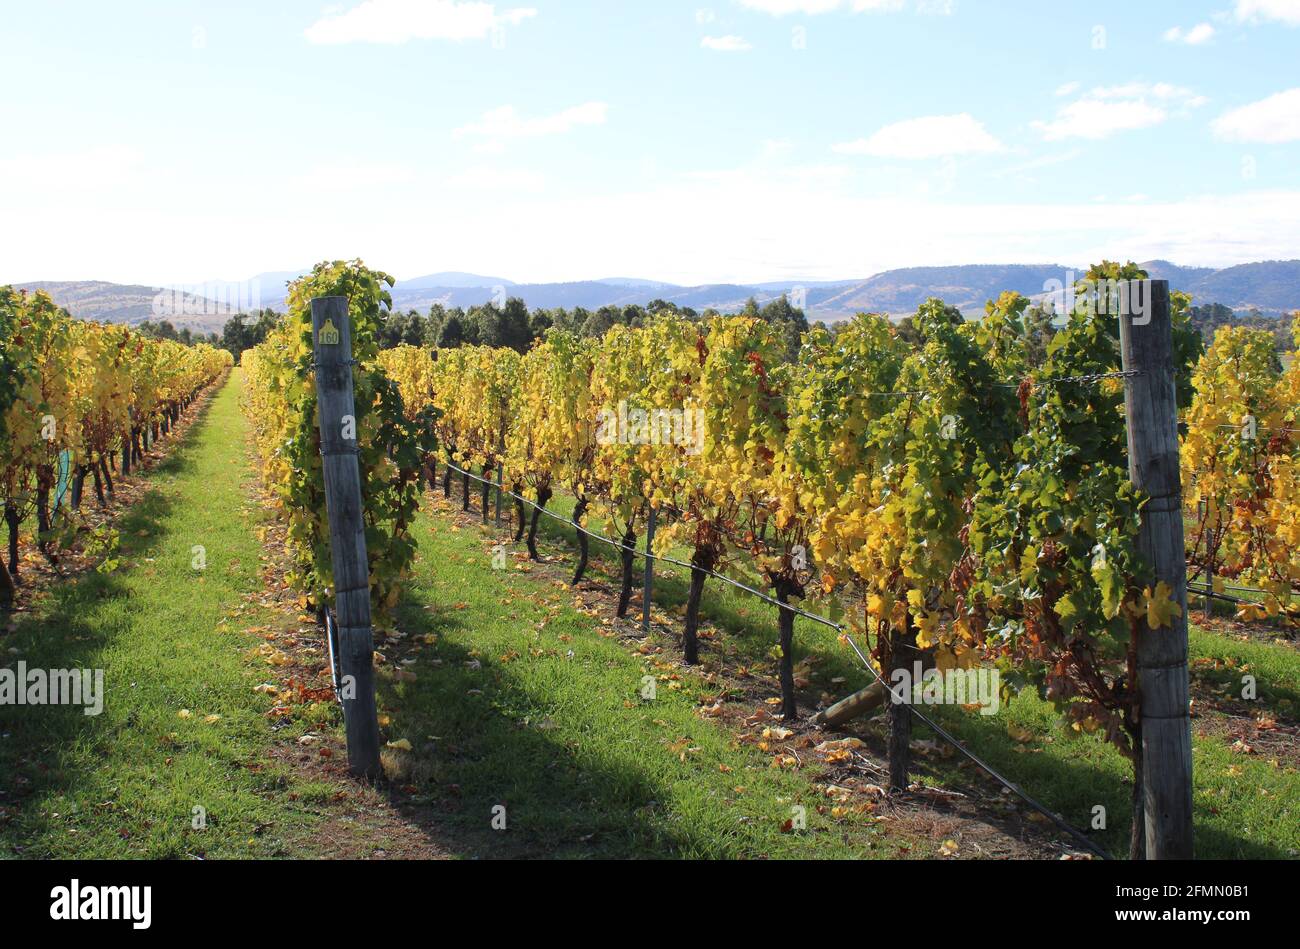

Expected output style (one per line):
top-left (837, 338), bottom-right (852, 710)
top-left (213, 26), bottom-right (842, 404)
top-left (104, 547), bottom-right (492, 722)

top-left (379, 591), bottom-right (765, 859)
top-left (0, 396), bottom-right (274, 855)
top-left (438, 483), bottom-right (1294, 861)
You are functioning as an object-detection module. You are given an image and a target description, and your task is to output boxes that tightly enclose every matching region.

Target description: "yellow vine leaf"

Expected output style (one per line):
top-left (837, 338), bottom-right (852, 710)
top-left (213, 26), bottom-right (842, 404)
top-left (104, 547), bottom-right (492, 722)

top-left (1143, 582), bottom-right (1184, 630)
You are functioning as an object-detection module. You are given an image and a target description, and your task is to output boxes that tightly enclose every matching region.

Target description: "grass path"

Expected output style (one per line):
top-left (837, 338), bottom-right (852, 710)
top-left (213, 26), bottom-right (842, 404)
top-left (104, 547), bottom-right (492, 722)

top-left (381, 499), bottom-right (909, 859)
top-left (0, 374), bottom-right (357, 858)
top-left (381, 494), bottom-right (927, 859)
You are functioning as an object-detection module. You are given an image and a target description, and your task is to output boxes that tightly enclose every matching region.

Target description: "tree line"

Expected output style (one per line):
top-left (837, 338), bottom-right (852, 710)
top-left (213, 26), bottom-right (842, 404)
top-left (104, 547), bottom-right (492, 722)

top-left (217, 292), bottom-right (1287, 367)
top-left (219, 296), bottom-right (811, 362)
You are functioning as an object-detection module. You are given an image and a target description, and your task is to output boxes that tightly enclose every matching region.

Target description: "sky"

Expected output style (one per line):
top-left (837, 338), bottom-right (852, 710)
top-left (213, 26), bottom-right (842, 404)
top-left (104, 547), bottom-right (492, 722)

top-left (2, 0), bottom-right (1299, 287)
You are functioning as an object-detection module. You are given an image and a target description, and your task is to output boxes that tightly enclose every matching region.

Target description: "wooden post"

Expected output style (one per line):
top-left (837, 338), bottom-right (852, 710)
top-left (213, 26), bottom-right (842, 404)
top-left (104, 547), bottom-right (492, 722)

top-left (885, 617), bottom-right (916, 792)
top-left (1204, 547), bottom-right (1213, 620)
top-left (494, 430), bottom-right (505, 526)
top-left (642, 507), bottom-right (657, 633)
top-left (495, 467), bottom-right (504, 527)
top-left (810, 682), bottom-right (886, 728)
top-left (1119, 278), bottom-right (1194, 860)
top-left (311, 297), bottom-right (383, 781)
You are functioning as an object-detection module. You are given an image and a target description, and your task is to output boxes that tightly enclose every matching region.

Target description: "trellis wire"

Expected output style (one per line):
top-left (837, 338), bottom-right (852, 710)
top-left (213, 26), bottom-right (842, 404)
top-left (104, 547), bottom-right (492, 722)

top-left (441, 457), bottom-right (1112, 860)
top-left (861, 369), bottom-right (1141, 400)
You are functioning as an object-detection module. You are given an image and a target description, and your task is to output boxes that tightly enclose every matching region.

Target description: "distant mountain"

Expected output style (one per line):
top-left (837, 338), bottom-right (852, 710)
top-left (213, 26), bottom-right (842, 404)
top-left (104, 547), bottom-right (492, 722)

top-left (11, 280), bottom-right (231, 333)
top-left (400, 272), bottom-right (515, 291)
top-left (751, 279), bottom-right (872, 292)
top-left (1138, 260), bottom-right (1218, 288)
top-left (594, 277), bottom-right (674, 290)
top-left (244, 269), bottom-right (311, 296)
top-left (386, 281), bottom-right (799, 315)
top-left (1178, 260), bottom-right (1300, 313)
top-left (15, 259), bottom-right (1299, 329)
top-left (812, 264), bottom-right (1071, 317)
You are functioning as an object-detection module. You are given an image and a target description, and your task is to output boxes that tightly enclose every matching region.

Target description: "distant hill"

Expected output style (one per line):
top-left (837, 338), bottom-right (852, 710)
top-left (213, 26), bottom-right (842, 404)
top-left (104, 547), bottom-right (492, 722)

top-left (1138, 260), bottom-right (1219, 288)
top-left (812, 264), bottom-right (1071, 317)
top-left (400, 271), bottom-right (515, 291)
top-left (594, 278), bottom-right (672, 290)
top-left (1176, 260), bottom-right (1300, 313)
top-left (242, 270), bottom-right (311, 298)
top-left (11, 281), bottom-right (231, 333)
top-left (15, 259), bottom-right (1300, 328)
top-left (381, 260), bottom-right (1300, 320)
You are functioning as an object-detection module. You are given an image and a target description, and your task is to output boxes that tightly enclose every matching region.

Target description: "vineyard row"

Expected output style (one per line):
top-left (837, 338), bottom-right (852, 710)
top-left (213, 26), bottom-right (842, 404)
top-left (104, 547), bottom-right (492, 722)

top-left (0, 287), bottom-right (234, 603)
top-left (241, 260), bottom-right (1299, 858)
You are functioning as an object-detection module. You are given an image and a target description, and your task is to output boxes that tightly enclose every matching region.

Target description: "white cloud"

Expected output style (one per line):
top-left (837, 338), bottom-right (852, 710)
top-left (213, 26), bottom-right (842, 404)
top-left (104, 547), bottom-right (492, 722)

top-left (1033, 83), bottom-right (1207, 141)
top-left (293, 161), bottom-right (416, 190)
top-left (1055, 81), bottom-right (1081, 97)
top-left (701, 34), bottom-right (753, 51)
top-left (736, 0), bottom-right (947, 14)
top-left (444, 167), bottom-right (545, 191)
top-left (737, 0), bottom-right (843, 13)
top-left (1212, 88), bottom-right (1300, 143)
top-left (304, 0), bottom-right (536, 45)
top-left (993, 148), bottom-right (1083, 179)
top-left (1163, 22), bottom-right (1216, 44)
top-left (8, 156), bottom-right (1300, 289)
top-left (1235, 0), bottom-right (1300, 26)
top-left (0, 145), bottom-right (142, 191)
top-left (453, 103), bottom-right (609, 152)
top-left (834, 113), bottom-right (1004, 159)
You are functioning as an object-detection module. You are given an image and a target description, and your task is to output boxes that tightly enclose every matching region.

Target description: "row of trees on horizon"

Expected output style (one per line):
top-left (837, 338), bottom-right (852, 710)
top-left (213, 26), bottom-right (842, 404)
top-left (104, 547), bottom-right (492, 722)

top-left (206, 292), bottom-right (1292, 366)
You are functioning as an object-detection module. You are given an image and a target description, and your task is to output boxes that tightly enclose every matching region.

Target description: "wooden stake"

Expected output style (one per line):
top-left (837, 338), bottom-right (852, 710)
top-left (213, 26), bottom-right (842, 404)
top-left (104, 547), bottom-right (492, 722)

top-left (810, 682), bottom-right (886, 728)
top-left (311, 297), bottom-right (383, 781)
top-left (495, 464), bottom-right (504, 526)
top-left (1119, 278), bottom-right (1194, 860)
top-left (642, 507), bottom-right (657, 633)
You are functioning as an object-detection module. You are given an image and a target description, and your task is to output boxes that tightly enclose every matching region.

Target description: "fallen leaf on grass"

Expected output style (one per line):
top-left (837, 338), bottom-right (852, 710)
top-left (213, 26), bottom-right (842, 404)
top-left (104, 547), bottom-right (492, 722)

top-left (815, 738), bottom-right (866, 755)
top-left (1006, 723), bottom-right (1035, 744)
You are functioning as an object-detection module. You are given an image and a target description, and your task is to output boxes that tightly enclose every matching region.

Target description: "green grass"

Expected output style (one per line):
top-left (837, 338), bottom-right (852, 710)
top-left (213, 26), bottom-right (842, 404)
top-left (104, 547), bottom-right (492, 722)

top-left (0, 373), bottom-right (331, 858)
top-left (433, 475), bottom-right (1300, 860)
top-left (378, 505), bottom-right (907, 858)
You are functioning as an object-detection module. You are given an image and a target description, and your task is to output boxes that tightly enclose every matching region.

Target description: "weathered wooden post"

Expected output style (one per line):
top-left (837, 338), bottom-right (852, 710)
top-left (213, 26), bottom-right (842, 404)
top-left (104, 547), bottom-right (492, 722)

top-left (495, 431), bottom-right (505, 527)
top-left (1119, 278), bottom-right (1194, 859)
top-left (642, 507), bottom-right (657, 633)
top-left (493, 460), bottom-right (504, 525)
top-left (1203, 528), bottom-right (1214, 620)
top-left (311, 297), bottom-right (383, 781)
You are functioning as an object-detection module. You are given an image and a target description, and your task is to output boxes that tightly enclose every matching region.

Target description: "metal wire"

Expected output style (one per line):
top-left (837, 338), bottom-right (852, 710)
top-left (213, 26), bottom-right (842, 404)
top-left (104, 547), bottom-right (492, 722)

top-left (440, 457), bottom-right (1112, 859)
top-left (861, 369), bottom-right (1141, 400)
top-left (1212, 424), bottom-right (1300, 435)
top-left (837, 634), bottom-right (1113, 861)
